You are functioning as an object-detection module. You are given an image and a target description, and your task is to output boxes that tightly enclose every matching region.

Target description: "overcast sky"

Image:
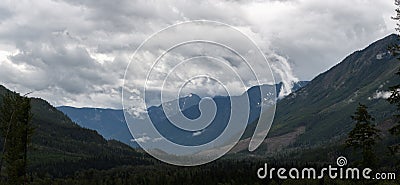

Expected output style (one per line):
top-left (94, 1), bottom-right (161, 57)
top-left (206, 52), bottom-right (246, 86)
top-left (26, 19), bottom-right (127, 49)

top-left (0, 0), bottom-right (396, 109)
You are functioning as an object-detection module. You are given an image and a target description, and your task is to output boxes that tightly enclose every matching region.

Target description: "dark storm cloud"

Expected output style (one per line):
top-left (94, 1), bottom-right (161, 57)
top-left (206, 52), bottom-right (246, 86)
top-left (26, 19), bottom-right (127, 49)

top-left (0, 0), bottom-right (396, 108)
top-left (0, 5), bottom-right (13, 22)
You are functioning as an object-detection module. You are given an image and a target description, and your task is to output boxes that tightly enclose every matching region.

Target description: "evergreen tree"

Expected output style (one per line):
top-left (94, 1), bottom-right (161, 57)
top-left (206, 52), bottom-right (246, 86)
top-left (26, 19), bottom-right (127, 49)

top-left (346, 103), bottom-right (381, 167)
top-left (0, 92), bottom-right (34, 185)
top-left (387, 70), bottom-right (400, 154)
top-left (388, 0), bottom-right (400, 154)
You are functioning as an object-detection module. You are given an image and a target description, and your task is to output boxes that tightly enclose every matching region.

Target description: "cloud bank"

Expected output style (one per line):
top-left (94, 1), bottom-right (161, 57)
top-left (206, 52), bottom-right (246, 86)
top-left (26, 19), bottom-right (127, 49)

top-left (0, 0), bottom-right (395, 108)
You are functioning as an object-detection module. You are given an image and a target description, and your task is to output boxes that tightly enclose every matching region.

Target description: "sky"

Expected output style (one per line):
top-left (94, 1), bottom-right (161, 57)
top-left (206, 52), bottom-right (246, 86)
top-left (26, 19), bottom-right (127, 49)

top-left (0, 0), bottom-right (396, 109)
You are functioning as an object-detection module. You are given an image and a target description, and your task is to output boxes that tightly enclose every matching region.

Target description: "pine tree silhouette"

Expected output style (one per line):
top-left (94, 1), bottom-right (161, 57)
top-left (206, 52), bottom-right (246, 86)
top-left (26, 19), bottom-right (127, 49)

top-left (346, 103), bottom-right (381, 167)
top-left (388, 0), bottom-right (400, 154)
top-left (0, 92), bottom-right (34, 185)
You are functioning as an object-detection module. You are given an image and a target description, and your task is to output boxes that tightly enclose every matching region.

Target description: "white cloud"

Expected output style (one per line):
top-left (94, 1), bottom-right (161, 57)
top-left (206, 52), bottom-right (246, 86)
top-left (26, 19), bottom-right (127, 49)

top-left (132, 136), bottom-right (151, 143)
top-left (131, 136), bottom-right (163, 143)
top-left (193, 130), bottom-right (204, 136)
top-left (369, 91), bottom-right (392, 100)
top-left (0, 0), bottom-right (396, 108)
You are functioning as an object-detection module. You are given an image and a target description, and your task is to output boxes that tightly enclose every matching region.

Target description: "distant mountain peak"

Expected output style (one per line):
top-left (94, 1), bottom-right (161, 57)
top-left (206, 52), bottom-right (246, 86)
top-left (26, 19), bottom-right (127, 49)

top-left (179, 93), bottom-right (201, 110)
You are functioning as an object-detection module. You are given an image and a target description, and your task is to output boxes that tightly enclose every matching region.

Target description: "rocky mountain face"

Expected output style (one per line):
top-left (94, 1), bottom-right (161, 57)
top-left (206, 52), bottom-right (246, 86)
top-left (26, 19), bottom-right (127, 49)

top-left (240, 34), bottom-right (400, 154)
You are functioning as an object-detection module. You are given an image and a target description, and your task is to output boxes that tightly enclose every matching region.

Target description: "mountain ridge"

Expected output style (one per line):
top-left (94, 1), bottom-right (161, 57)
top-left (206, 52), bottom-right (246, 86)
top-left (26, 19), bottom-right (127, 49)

top-left (242, 34), bottom-right (400, 153)
top-left (0, 85), bottom-right (149, 177)
top-left (58, 81), bottom-right (308, 147)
